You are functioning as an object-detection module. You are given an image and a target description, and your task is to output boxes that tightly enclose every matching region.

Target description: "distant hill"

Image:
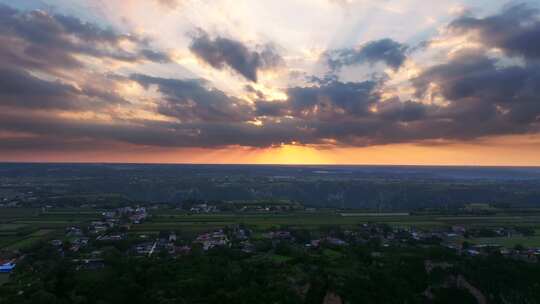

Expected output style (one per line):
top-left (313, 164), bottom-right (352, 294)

top-left (1, 163), bottom-right (540, 210)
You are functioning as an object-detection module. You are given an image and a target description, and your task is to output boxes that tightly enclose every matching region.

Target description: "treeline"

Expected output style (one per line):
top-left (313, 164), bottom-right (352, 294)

top-left (2, 241), bottom-right (540, 303)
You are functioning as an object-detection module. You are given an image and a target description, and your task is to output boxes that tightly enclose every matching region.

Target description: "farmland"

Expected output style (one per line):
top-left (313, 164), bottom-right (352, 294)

top-left (0, 208), bottom-right (101, 251)
top-left (0, 274), bottom-right (8, 286)
top-left (2, 207), bottom-right (540, 250)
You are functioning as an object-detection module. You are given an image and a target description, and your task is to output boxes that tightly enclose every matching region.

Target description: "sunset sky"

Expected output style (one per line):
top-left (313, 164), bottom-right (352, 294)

top-left (1, 0), bottom-right (540, 165)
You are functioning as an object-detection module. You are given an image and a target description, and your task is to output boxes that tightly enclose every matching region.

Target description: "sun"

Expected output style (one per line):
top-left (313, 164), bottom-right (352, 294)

top-left (253, 144), bottom-right (333, 165)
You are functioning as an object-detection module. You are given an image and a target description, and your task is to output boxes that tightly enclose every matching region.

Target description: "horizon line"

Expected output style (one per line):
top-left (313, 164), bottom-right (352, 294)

top-left (1, 161), bottom-right (539, 169)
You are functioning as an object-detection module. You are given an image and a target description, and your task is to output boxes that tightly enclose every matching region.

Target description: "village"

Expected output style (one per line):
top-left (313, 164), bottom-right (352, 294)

top-left (2, 205), bottom-right (540, 280)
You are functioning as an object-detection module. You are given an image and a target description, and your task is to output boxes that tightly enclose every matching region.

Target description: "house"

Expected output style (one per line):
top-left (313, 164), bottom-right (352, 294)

top-left (234, 228), bottom-right (249, 241)
top-left (452, 225), bottom-right (467, 234)
top-left (0, 262), bottom-right (15, 273)
top-left (65, 227), bottom-right (83, 237)
top-left (89, 221), bottom-right (109, 234)
top-left (97, 234), bottom-right (125, 241)
top-left (50, 239), bottom-right (63, 247)
top-left (240, 241), bottom-right (256, 253)
top-left (194, 230), bottom-right (230, 251)
top-left (102, 211), bottom-right (116, 219)
top-left (466, 249), bottom-right (480, 256)
top-left (310, 239), bottom-right (321, 248)
top-left (134, 242), bottom-right (155, 255)
top-left (326, 237), bottom-right (348, 246)
top-left (73, 259), bottom-right (105, 271)
top-left (175, 245), bottom-right (191, 255)
top-left (265, 231), bottom-right (292, 240)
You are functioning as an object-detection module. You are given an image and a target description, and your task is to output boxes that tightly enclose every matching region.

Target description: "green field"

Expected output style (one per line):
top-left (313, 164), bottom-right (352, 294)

top-left (1, 207), bottom-right (540, 250)
top-left (472, 235), bottom-right (540, 248)
top-left (0, 274), bottom-right (9, 286)
top-left (144, 212), bottom-right (540, 232)
top-left (0, 224), bottom-right (27, 231)
top-left (0, 208), bottom-right (101, 250)
top-left (4, 237), bottom-right (43, 250)
top-left (0, 208), bottom-right (39, 220)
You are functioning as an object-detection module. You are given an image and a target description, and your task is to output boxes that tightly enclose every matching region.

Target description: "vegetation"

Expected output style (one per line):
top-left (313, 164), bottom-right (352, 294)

top-left (1, 237), bottom-right (539, 304)
top-left (1, 164), bottom-right (540, 303)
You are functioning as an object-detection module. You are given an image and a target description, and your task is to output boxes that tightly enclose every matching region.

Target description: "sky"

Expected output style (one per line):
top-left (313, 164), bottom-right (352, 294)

top-left (1, 0), bottom-right (540, 165)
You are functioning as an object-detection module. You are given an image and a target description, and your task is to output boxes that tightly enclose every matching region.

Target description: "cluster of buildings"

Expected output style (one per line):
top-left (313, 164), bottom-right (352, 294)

top-left (122, 222), bottom-right (540, 263)
top-left (130, 226), bottom-right (253, 257)
top-left (188, 203), bottom-right (219, 213)
top-left (194, 230), bottom-right (230, 251)
top-left (103, 206), bottom-right (148, 224)
top-left (7, 203), bottom-right (539, 277)
top-left (237, 203), bottom-right (301, 213)
top-left (42, 206), bottom-right (150, 261)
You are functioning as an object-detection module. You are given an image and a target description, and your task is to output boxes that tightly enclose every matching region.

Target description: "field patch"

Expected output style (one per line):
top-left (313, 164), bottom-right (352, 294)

top-left (0, 223), bottom-right (27, 231)
top-left (0, 236), bottom-right (19, 249)
top-left (0, 208), bottom-right (39, 219)
top-left (472, 236), bottom-right (540, 248)
top-left (5, 237), bottom-right (43, 250)
top-left (0, 274), bottom-right (9, 286)
top-left (29, 229), bottom-right (55, 237)
top-left (340, 213), bottom-right (409, 217)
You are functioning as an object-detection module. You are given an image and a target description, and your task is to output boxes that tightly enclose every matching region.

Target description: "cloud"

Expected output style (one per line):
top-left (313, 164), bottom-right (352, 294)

top-left (1, 59), bottom-right (538, 152)
top-left (189, 30), bottom-right (283, 82)
top-left (326, 38), bottom-right (409, 71)
top-left (2, 2), bottom-right (540, 155)
top-left (132, 74), bottom-right (253, 122)
top-left (0, 67), bottom-right (121, 110)
top-left (0, 3), bottom-right (171, 73)
top-left (286, 79), bottom-right (380, 118)
top-left (376, 99), bottom-right (427, 122)
top-left (0, 4), bottom-right (169, 112)
top-left (255, 79), bottom-right (380, 121)
top-left (449, 3), bottom-right (540, 60)
top-left (412, 49), bottom-right (540, 138)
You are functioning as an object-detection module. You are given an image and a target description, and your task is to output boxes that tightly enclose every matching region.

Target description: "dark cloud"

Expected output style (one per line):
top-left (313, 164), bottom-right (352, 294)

top-left (0, 3), bottom-right (170, 73)
top-left (254, 100), bottom-right (288, 117)
top-left (0, 67), bottom-right (80, 110)
top-left (326, 39), bottom-right (409, 71)
top-left (377, 99), bottom-right (428, 122)
top-left (1, 58), bottom-right (539, 151)
top-left (450, 3), bottom-right (540, 60)
top-left (0, 4), bottom-right (167, 111)
top-left (0, 67), bottom-right (126, 110)
top-left (287, 80), bottom-right (380, 118)
top-left (2, 3), bottom-right (540, 153)
top-left (255, 79), bottom-right (379, 120)
top-left (132, 74), bottom-right (253, 122)
top-left (0, 109), bottom-right (309, 150)
top-left (412, 49), bottom-right (540, 137)
top-left (189, 30), bottom-right (283, 82)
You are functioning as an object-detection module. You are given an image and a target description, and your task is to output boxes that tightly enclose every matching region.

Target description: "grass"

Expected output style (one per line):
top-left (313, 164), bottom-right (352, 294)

top-left (29, 229), bottom-right (55, 237)
top-left (0, 208), bottom-right (101, 250)
top-left (0, 236), bottom-right (19, 248)
top-left (136, 212), bottom-right (540, 234)
top-left (268, 254), bottom-right (294, 263)
top-left (472, 236), bottom-right (540, 248)
top-left (0, 208), bottom-right (39, 219)
top-left (322, 248), bottom-right (343, 259)
top-left (0, 274), bottom-right (9, 286)
top-left (0, 223), bottom-right (28, 231)
top-left (5, 237), bottom-right (43, 250)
